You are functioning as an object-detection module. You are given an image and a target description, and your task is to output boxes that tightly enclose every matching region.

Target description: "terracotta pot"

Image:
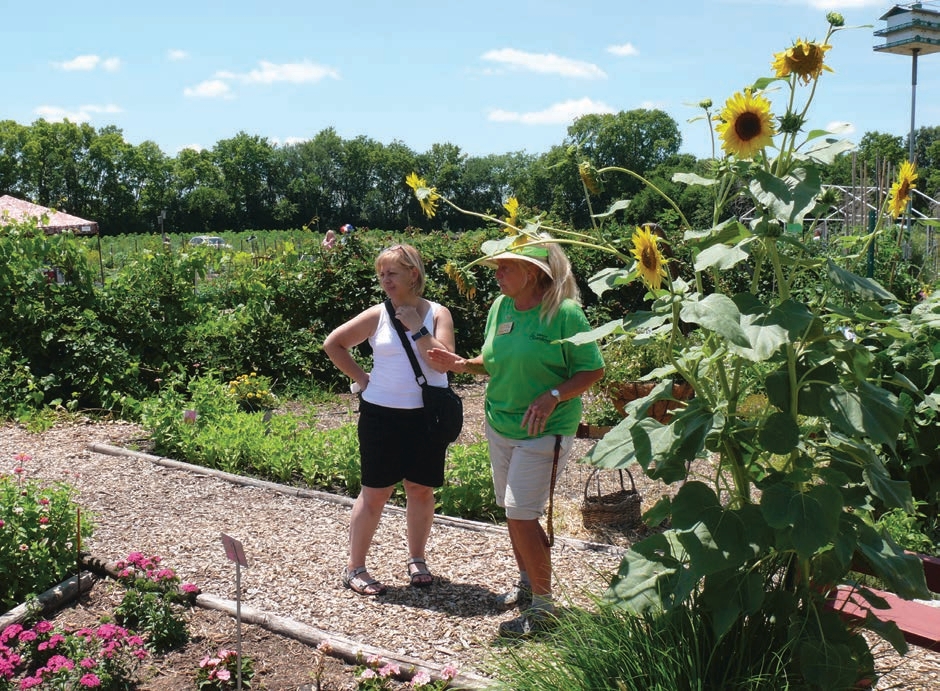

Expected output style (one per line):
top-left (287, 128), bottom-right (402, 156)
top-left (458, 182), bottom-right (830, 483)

top-left (607, 381), bottom-right (694, 423)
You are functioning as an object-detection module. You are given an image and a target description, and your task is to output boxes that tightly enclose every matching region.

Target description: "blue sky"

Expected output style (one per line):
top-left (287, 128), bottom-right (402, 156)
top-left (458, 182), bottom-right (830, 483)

top-left (4, 0), bottom-right (939, 161)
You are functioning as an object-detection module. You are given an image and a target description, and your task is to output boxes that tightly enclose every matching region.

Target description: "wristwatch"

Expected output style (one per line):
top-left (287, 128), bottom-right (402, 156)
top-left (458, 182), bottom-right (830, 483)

top-left (411, 326), bottom-right (431, 342)
top-left (550, 388), bottom-right (561, 401)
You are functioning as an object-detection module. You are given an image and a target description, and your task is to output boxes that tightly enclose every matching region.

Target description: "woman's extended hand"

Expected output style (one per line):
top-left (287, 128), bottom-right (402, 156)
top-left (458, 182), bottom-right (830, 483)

top-left (426, 347), bottom-right (464, 372)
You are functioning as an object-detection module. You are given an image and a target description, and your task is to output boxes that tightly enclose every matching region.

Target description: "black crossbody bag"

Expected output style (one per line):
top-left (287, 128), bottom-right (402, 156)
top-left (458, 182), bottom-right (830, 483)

top-left (384, 299), bottom-right (463, 446)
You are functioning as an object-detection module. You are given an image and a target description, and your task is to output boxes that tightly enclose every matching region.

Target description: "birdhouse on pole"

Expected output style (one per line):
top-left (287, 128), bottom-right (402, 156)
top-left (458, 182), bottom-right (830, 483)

top-left (874, 3), bottom-right (940, 57)
top-left (874, 3), bottom-right (940, 164)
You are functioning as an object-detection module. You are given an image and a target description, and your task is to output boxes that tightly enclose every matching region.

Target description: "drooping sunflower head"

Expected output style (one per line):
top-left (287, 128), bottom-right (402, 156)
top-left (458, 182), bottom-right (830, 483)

top-left (887, 161), bottom-right (918, 219)
top-left (443, 261), bottom-right (477, 299)
top-left (503, 196), bottom-right (520, 229)
top-left (772, 39), bottom-right (833, 85)
top-left (630, 225), bottom-right (668, 291)
top-left (578, 161), bottom-right (601, 195)
top-left (715, 91), bottom-right (776, 160)
top-left (405, 172), bottom-right (441, 219)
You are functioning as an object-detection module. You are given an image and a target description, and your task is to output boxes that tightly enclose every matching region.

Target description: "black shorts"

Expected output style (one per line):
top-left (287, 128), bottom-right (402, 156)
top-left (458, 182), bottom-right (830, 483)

top-left (358, 399), bottom-right (446, 488)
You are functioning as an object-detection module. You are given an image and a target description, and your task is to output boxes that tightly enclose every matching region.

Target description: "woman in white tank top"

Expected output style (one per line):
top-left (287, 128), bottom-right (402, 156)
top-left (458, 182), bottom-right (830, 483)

top-left (323, 244), bottom-right (456, 596)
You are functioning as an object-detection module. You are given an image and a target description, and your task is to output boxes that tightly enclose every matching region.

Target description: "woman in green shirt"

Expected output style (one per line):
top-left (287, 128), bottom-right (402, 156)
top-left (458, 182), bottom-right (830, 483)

top-left (428, 237), bottom-right (604, 637)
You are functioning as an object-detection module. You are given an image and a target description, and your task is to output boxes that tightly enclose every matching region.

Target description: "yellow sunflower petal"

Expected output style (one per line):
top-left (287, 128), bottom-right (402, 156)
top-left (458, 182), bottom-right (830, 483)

top-left (715, 91), bottom-right (776, 160)
top-left (887, 161), bottom-right (918, 219)
top-left (772, 39), bottom-right (832, 85)
top-left (405, 172), bottom-right (441, 218)
top-left (503, 197), bottom-right (519, 229)
top-left (630, 226), bottom-right (668, 291)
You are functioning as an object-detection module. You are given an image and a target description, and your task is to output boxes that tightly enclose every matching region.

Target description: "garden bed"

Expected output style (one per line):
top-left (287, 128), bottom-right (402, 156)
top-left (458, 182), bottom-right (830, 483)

top-left (3, 387), bottom-right (938, 689)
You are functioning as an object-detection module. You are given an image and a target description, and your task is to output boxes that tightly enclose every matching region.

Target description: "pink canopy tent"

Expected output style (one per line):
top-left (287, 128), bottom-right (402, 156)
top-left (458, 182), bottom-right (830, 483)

top-left (0, 195), bottom-right (99, 235)
top-left (0, 195), bottom-right (104, 282)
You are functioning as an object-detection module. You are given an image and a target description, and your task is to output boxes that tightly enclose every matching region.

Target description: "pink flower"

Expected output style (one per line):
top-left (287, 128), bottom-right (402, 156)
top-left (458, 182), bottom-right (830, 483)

top-left (18, 630), bottom-right (37, 643)
top-left (216, 668), bottom-right (231, 681)
top-left (410, 670), bottom-right (432, 687)
top-left (80, 672), bottom-right (102, 687)
top-left (316, 640), bottom-right (333, 653)
top-left (1, 624), bottom-right (23, 642)
top-left (38, 517), bottom-right (49, 525)
top-left (359, 669), bottom-right (377, 680)
top-left (181, 582), bottom-right (199, 594)
top-left (38, 498), bottom-right (49, 505)
top-left (13, 467), bottom-right (24, 475)
top-left (183, 409), bottom-right (198, 424)
top-left (13, 453), bottom-right (31, 463)
top-left (442, 665), bottom-right (458, 680)
top-left (80, 657), bottom-right (96, 669)
top-left (0, 519), bottom-right (5, 528)
top-left (33, 621), bottom-right (53, 634)
top-left (379, 663), bottom-right (400, 677)
top-left (20, 674), bottom-right (43, 689)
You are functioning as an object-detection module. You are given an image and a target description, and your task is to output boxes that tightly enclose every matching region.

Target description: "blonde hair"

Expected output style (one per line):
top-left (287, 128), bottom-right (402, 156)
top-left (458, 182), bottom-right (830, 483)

top-left (376, 244), bottom-right (426, 296)
top-left (530, 236), bottom-right (580, 322)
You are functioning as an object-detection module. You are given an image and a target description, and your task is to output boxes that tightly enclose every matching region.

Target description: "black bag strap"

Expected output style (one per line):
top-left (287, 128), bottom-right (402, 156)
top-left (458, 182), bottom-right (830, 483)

top-left (384, 299), bottom-right (428, 387)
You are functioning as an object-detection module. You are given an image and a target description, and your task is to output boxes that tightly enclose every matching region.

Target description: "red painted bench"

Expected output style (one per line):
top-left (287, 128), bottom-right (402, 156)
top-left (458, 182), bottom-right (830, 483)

top-left (828, 553), bottom-right (940, 652)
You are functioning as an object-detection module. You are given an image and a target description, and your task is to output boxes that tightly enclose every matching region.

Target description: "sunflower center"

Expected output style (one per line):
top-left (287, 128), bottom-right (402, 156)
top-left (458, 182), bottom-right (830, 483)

top-left (734, 112), bottom-right (763, 142)
top-left (641, 246), bottom-right (658, 270)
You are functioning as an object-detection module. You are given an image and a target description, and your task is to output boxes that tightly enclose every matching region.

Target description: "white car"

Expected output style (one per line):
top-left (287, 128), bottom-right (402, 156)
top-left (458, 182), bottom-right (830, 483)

top-left (189, 235), bottom-right (232, 249)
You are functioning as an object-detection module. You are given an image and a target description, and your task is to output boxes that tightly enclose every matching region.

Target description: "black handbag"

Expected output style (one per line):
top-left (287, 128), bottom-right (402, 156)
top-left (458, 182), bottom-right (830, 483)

top-left (384, 300), bottom-right (463, 446)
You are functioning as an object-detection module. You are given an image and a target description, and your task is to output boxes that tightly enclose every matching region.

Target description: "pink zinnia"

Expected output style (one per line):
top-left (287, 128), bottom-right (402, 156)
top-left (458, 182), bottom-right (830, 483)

top-left (13, 453), bottom-right (31, 463)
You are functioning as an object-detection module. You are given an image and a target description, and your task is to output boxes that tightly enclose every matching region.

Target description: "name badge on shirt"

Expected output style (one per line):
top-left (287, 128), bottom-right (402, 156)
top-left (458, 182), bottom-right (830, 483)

top-left (497, 321), bottom-right (514, 335)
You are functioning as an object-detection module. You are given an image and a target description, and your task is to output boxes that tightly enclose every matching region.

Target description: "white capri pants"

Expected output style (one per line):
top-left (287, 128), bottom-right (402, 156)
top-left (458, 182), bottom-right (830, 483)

top-left (485, 421), bottom-right (574, 521)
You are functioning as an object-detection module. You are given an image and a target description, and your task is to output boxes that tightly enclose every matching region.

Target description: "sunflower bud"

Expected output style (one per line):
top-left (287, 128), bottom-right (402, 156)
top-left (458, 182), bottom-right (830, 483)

top-left (826, 12), bottom-right (844, 28)
top-left (777, 111), bottom-right (806, 135)
top-left (699, 99), bottom-right (713, 110)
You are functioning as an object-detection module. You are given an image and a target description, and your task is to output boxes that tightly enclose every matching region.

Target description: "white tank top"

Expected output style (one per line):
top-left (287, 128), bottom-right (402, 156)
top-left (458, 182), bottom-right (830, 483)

top-left (362, 301), bottom-right (448, 409)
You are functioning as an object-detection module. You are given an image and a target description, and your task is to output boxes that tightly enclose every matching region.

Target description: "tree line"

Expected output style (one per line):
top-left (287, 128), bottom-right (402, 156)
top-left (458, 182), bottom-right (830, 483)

top-left (1, 114), bottom-right (938, 238)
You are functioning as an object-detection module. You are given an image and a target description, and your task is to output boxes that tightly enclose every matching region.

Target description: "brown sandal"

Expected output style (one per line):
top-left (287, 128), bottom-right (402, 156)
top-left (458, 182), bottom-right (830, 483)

top-left (407, 557), bottom-right (433, 588)
top-left (342, 566), bottom-right (387, 596)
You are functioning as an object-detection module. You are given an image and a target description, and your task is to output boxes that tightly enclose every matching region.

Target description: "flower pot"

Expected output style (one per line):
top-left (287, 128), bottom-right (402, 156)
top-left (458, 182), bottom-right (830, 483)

top-left (576, 422), bottom-right (614, 439)
top-left (608, 381), bottom-right (694, 423)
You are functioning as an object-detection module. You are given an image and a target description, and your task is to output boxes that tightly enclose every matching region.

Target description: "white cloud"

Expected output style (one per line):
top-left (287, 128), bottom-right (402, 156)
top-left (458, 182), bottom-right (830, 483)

top-left (219, 60), bottom-right (340, 85)
top-left (488, 97), bottom-right (615, 125)
top-left (183, 79), bottom-right (233, 99)
top-left (607, 43), bottom-right (639, 57)
top-left (168, 49), bottom-right (188, 61)
top-left (53, 54), bottom-right (120, 71)
top-left (34, 104), bottom-right (122, 123)
top-left (481, 49), bottom-right (606, 79)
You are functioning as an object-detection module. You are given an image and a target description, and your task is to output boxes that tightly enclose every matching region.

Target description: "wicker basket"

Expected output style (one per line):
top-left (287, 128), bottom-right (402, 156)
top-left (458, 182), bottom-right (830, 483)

top-left (580, 469), bottom-right (642, 529)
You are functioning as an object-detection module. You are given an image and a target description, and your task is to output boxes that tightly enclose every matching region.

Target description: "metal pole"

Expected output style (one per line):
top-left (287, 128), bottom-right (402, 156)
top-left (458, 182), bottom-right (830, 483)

top-left (909, 48), bottom-right (919, 165)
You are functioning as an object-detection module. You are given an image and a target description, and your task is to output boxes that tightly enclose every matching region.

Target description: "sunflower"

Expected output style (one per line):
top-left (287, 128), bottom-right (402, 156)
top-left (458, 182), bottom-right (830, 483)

top-left (503, 196), bottom-right (519, 229)
top-left (405, 172), bottom-right (441, 218)
top-left (887, 161), bottom-right (918, 219)
top-left (772, 39), bottom-right (832, 85)
top-left (715, 91), bottom-right (776, 160)
top-left (443, 261), bottom-right (476, 299)
top-left (630, 226), bottom-right (668, 291)
top-left (578, 161), bottom-right (601, 195)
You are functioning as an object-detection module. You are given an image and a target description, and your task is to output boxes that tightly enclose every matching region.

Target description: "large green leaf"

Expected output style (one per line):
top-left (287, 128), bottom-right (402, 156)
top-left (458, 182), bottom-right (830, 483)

top-left (680, 293), bottom-right (750, 347)
top-left (761, 483), bottom-right (843, 559)
top-left (854, 523), bottom-right (931, 600)
top-left (693, 243), bottom-right (749, 272)
top-left (587, 266), bottom-right (634, 298)
top-left (759, 411), bottom-right (800, 454)
top-left (821, 381), bottom-right (903, 447)
top-left (699, 569), bottom-right (766, 638)
top-left (606, 531), bottom-right (694, 612)
top-left (826, 260), bottom-right (896, 300)
top-left (749, 166), bottom-right (823, 225)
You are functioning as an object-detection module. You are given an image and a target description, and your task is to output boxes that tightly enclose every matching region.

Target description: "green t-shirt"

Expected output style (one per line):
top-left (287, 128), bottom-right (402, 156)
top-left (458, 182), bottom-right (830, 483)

top-left (482, 295), bottom-right (604, 439)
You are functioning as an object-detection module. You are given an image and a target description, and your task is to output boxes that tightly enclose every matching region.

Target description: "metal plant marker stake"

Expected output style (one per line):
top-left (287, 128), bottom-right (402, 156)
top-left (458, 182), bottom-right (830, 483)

top-left (221, 533), bottom-right (249, 690)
